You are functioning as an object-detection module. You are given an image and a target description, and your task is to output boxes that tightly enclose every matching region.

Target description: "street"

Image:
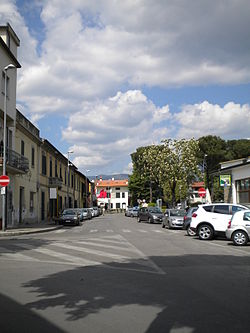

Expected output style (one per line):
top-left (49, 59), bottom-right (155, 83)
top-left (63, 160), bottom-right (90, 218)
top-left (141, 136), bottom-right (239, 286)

top-left (0, 213), bottom-right (250, 333)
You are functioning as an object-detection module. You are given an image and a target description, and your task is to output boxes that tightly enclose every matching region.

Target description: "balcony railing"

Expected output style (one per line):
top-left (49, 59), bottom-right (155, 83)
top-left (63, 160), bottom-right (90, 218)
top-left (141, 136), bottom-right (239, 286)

top-left (49, 177), bottom-right (63, 188)
top-left (0, 146), bottom-right (29, 173)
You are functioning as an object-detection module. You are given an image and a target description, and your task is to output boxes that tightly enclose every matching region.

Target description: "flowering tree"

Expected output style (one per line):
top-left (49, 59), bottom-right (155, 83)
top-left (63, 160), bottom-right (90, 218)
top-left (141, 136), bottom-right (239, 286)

top-left (157, 138), bottom-right (200, 207)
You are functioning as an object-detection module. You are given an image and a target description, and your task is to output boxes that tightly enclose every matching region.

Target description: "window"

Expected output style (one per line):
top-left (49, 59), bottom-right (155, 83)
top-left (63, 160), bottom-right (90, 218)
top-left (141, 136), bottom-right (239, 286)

top-left (60, 163), bottom-right (62, 179)
top-left (203, 205), bottom-right (213, 212)
top-left (115, 187), bottom-right (120, 190)
top-left (49, 158), bottom-right (52, 177)
top-left (232, 205), bottom-right (245, 214)
top-left (30, 192), bottom-right (35, 213)
top-left (31, 147), bottom-right (35, 167)
top-left (116, 192), bottom-right (120, 198)
top-left (42, 153), bottom-right (47, 175)
top-left (21, 140), bottom-right (25, 156)
top-left (1, 72), bottom-right (9, 97)
top-left (65, 169), bottom-right (67, 185)
top-left (55, 159), bottom-right (58, 177)
top-left (236, 178), bottom-right (250, 204)
top-left (116, 203), bottom-right (120, 209)
top-left (213, 205), bottom-right (229, 215)
top-left (122, 192), bottom-right (125, 198)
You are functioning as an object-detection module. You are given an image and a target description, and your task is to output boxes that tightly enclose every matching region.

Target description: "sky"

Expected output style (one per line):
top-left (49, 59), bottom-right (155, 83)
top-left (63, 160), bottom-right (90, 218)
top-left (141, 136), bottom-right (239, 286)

top-left (1, 0), bottom-right (250, 176)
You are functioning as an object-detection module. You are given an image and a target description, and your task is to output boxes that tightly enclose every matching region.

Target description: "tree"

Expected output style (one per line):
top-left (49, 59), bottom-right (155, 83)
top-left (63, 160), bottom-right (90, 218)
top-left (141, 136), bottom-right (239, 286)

top-left (157, 138), bottom-right (200, 207)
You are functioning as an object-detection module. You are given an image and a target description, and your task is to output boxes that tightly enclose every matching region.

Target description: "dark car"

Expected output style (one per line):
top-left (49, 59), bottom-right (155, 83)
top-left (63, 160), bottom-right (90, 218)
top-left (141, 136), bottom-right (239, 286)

top-left (137, 206), bottom-right (164, 224)
top-left (59, 209), bottom-right (81, 226)
top-left (183, 207), bottom-right (198, 236)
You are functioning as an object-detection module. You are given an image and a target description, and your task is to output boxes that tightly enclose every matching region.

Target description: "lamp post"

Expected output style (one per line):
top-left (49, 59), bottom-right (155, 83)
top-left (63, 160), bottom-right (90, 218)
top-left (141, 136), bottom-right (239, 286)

top-left (2, 64), bottom-right (15, 231)
top-left (67, 150), bottom-right (73, 208)
top-left (85, 169), bottom-right (90, 208)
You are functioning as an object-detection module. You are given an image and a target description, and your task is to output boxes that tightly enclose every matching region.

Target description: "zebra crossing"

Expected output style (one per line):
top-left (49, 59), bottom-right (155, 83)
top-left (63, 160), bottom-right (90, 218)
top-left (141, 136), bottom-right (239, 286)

top-left (54, 228), bottom-right (167, 235)
top-left (0, 234), bottom-right (165, 275)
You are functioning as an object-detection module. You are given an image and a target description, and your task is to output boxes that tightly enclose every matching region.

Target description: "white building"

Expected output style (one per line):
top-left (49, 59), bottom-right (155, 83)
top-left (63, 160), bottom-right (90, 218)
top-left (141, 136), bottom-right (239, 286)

top-left (96, 179), bottom-right (129, 210)
top-left (220, 156), bottom-right (250, 207)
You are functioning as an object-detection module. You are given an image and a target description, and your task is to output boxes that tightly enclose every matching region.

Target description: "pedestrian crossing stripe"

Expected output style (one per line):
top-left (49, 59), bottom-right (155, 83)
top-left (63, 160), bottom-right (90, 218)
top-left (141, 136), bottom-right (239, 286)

top-left (0, 235), bottom-right (165, 275)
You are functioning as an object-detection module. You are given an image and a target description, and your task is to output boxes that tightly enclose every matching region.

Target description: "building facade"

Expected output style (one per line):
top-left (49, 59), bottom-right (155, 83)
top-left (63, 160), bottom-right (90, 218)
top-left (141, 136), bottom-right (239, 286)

top-left (96, 179), bottom-right (129, 210)
top-left (0, 23), bottom-right (92, 228)
top-left (220, 156), bottom-right (250, 207)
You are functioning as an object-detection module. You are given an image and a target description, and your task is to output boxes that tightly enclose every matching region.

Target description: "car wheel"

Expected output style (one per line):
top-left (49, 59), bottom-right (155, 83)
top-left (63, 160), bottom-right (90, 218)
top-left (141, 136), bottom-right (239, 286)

top-left (148, 218), bottom-right (153, 224)
top-left (198, 224), bottom-right (214, 240)
top-left (232, 230), bottom-right (248, 246)
top-left (162, 223), bottom-right (165, 228)
top-left (187, 226), bottom-right (196, 237)
top-left (137, 216), bottom-right (141, 223)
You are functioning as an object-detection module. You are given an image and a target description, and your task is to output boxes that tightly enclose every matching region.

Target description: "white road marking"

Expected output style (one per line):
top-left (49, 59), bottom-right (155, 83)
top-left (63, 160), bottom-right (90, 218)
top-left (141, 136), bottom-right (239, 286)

top-left (16, 243), bottom-right (102, 266)
top-left (75, 240), bottom-right (135, 252)
top-left (0, 246), bottom-right (40, 262)
top-left (122, 229), bottom-right (131, 233)
top-left (138, 229), bottom-right (148, 233)
top-left (52, 242), bottom-right (130, 261)
top-left (54, 229), bottom-right (66, 233)
top-left (106, 229), bottom-right (114, 233)
top-left (90, 229), bottom-right (98, 233)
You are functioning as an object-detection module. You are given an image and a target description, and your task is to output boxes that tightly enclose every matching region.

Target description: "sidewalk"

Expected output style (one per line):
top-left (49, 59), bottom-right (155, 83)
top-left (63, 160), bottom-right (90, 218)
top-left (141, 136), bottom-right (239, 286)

top-left (0, 221), bottom-right (63, 237)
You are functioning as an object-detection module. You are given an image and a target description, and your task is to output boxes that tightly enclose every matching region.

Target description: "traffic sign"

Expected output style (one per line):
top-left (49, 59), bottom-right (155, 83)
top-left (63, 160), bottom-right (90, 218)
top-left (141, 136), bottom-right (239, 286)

top-left (0, 175), bottom-right (10, 187)
top-left (198, 187), bottom-right (206, 198)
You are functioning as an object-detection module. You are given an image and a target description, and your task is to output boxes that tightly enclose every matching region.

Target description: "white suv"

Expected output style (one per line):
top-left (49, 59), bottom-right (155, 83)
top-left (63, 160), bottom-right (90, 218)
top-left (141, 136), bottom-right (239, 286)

top-left (190, 203), bottom-right (248, 240)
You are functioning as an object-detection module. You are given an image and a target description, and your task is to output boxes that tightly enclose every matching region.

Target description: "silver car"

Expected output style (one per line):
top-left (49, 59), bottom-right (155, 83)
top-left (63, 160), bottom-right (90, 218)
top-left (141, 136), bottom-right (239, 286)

top-left (226, 210), bottom-right (250, 246)
top-left (163, 209), bottom-right (186, 229)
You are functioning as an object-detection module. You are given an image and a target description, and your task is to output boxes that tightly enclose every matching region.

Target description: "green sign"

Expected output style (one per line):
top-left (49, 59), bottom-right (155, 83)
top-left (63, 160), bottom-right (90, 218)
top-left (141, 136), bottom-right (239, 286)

top-left (220, 175), bottom-right (231, 187)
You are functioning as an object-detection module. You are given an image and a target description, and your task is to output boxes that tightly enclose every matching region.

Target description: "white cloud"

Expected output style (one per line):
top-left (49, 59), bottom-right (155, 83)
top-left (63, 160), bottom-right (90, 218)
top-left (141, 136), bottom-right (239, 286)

top-left (175, 101), bottom-right (250, 139)
top-left (62, 90), bottom-right (170, 170)
top-left (1, 0), bottom-right (250, 173)
top-left (1, 0), bottom-right (250, 120)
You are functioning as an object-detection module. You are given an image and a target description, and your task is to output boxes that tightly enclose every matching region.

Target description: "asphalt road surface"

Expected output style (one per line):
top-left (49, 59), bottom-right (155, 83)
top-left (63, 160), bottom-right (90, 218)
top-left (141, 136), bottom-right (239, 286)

top-left (0, 213), bottom-right (250, 333)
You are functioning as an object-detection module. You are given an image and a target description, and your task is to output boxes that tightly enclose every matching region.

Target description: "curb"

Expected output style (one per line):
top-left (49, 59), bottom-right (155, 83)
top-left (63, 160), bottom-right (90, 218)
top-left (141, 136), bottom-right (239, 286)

top-left (0, 225), bottom-right (63, 237)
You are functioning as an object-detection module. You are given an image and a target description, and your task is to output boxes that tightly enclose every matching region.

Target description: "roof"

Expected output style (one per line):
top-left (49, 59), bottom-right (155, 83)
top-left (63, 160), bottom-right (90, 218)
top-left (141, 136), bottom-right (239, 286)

top-left (96, 179), bottom-right (128, 187)
top-left (220, 156), bottom-right (250, 171)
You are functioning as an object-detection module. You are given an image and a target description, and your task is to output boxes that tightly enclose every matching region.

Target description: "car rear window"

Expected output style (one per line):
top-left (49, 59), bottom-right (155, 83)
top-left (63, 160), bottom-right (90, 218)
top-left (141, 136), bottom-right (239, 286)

top-left (203, 205), bottom-right (213, 212)
top-left (232, 205), bottom-right (245, 214)
top-left (213, 205), bottom-right (230, 214)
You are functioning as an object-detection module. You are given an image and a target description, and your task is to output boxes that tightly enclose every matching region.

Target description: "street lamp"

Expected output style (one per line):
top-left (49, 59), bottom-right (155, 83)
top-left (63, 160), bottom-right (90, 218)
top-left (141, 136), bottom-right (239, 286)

top-left (85, 169), bottom-right (90, 208)
top-left (67, 150), bottom-right (73, 208)
top-left (2, 64), bottom-right (15, 231)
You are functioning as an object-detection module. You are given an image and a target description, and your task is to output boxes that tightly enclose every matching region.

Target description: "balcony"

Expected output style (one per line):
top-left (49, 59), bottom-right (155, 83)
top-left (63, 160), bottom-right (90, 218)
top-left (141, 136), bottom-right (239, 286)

top-left (49, 177), bottom-right (63, 188)
top-left (0, 146), bottom-right (29, 174)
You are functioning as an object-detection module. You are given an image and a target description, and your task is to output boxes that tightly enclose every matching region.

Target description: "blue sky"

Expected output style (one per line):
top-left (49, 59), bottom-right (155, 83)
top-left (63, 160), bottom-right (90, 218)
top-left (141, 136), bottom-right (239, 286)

top-left (1, 0), bottom-right (250, 176)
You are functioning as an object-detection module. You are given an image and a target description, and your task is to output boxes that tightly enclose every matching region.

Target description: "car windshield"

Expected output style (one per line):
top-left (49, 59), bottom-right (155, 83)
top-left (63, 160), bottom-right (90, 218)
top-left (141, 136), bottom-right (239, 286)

top-left (149, 207), bottom-right (162, 213)
top-left (63, 209), bottom-right (76, 215)
top-left (169, 209), bottom-right (185, 217)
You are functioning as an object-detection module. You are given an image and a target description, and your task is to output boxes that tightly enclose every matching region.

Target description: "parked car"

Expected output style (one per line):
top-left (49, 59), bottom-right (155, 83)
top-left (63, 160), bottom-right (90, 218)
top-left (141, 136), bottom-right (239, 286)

top-left (93, 206), bottom-right (100, 217)
top-left (190, 203), bottom-right (248, 240)
top-left (163, 209), bottom-right (186, 229)
top-left (88, 207), bottom-right (95, 218)
top-left (59, 209), bottom-right (81, 226)
top-left (78, 208), bottom-right (92, 220)
top-left (137, 206), bottom-right (164, 224)
top-left (183, 207), bottom-right (198, 236)
top-left (130, 206), bottom-right (139, 218)
top-left (125, 207), bottom-right (133, 217)
top-left (226, 210), bottom-right (250, 246)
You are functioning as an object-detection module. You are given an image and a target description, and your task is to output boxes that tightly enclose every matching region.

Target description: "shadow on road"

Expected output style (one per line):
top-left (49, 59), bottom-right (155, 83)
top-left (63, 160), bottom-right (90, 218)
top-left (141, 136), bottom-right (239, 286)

top-left (21, 253), bottom-right (250, 333)
top-left (0, 292), bottom-right (65, 333)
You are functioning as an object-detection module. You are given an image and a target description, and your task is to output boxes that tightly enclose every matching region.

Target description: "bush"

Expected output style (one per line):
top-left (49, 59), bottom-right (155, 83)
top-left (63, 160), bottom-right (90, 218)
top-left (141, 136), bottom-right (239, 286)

top-left (148, 202), bottom-right (156, 207)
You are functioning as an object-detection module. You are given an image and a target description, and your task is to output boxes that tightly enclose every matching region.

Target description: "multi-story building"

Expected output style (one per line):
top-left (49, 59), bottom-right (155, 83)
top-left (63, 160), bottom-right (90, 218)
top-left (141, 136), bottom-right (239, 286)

top-left (0, 23), bottom-right (31, 227)
top-left (0, 23), bottom-right (92, 228)
top-left (96, 178), bottom-right (129, 210)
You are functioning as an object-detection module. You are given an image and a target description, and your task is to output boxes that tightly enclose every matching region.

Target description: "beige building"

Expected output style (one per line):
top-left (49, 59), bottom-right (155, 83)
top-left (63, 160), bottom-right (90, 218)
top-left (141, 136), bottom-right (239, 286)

top-left (0, 23), bottom-right (92, 228)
